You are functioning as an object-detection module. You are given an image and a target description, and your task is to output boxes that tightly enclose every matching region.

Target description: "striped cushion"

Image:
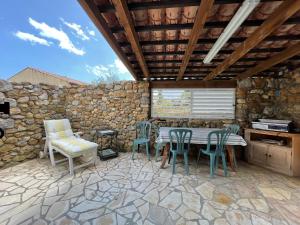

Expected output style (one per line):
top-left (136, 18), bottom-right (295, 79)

top-left (52, 137), bottom-right (98, 157)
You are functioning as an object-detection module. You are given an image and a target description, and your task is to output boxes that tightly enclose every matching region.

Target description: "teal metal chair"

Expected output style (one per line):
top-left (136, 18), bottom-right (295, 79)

top-left (198, 128), bottom-right (231, 177)
top-left (169, 129), bottom-right (192, 175)
top-left (153, 124), bottom-right (166, 162)
top-left (132, 121), bottom-right (151, 160)
top-left (228, 124), bottom-right (240, 168)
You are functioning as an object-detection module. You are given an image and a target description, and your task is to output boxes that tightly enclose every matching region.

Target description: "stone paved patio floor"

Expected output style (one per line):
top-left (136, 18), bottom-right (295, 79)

top-left (0, 152), bottom-right (300, 225)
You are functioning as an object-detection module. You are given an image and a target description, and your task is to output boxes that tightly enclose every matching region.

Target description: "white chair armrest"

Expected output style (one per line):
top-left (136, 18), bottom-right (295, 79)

top-left (74, 132), bottom-right (83, 138)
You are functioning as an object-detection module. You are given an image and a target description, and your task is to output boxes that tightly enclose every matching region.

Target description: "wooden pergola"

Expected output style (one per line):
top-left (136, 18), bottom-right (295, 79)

top-left (79, 0), bottom-right (300, 88)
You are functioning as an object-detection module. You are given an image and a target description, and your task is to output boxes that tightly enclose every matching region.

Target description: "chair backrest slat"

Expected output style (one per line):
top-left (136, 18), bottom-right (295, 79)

top-left (169, 129), bottom-right (192, 154)
top-left (207, 128), bottom-right (231, 153)
top-left (228, 124), bottom-right (240, 135)
top-left (136, 121), bottom-right (151, 140)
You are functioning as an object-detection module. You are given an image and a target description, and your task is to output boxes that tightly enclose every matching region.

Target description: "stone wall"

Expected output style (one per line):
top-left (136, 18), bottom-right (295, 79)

top-left (150, 69), bottom-right (300, 135)
top-left (0, 80), bottom-right (149, 168)
top-left (236, 69), bottom-right (300, 129)
top-left (0, 81), bottom-right (66, 167)
top-left (0, 69), bottom-right (299, 167)
top-left (64, 82), bottom-right (149, 151)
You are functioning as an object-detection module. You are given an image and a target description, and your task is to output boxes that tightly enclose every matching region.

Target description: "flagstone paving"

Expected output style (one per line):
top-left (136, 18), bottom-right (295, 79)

top-left (0, 152), bottom-right (300, 225)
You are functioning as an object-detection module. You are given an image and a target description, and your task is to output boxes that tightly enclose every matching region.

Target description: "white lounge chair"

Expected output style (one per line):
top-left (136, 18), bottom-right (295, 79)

top-left (43, 119), bottom-right (98, 175)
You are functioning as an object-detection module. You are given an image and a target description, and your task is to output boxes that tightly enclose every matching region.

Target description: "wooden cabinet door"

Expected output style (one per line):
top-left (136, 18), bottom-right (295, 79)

top-left (267, 146), bottom-right (292, 175)
top-left (249, 142), bottom-right (268, 166)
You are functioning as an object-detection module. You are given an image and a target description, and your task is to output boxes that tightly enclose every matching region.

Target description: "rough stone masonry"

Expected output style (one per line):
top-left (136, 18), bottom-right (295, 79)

top-left (0, 80), bottom-right (149, 167)
top-left (0, 69), bottom-right (299, 167)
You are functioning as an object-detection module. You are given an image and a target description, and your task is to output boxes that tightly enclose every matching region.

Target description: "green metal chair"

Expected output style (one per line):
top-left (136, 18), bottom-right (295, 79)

top-left (198, 128), bottom-right (231, 177)
top-left (153, 124), bottom-right (166, 162)
top-left (228, 124), bottom-right (240, 168)
top-left (169, 129), bottom-right (192, 175)
top-left (132, 121), bottom-right (151, 160)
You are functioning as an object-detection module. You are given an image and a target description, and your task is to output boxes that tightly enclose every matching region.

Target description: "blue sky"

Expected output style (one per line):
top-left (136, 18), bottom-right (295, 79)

top-left (0, 0), bottom-right (134, 83)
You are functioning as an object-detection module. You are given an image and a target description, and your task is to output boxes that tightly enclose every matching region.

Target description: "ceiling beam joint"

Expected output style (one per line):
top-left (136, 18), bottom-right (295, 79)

top-left (237, 42), bottom-right (300, 80)
top-left (112, 0), bottom-right (149, 78)
top-left (177, 0), bottom-right (214, 81)
top-left (203, 0), bottom-right (300, 81)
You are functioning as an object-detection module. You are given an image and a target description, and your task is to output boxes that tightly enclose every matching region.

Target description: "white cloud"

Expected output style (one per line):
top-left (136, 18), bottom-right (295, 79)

top-left (86, 58), bottom-right (133, 82)
top-left (114, 58), bottom-right (129, 74)
top-left (28, 17), bottom-right (85, 56)
top-left (88, 30), bottom-right (96, 36)
top-left (86, 64), bottom-right (110, 78)
top-left (61, 18), bottom-right (90, 41)
top-left (15, 31), bottom-right (51, 46)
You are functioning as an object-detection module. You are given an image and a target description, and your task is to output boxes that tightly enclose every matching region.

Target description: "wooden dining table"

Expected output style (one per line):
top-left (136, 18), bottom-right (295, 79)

top-left (157, 127), bottom-right (247, 171)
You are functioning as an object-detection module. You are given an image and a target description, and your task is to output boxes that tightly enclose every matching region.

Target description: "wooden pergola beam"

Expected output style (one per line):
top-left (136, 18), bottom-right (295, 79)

top-left (112, 0), bottom-right (149, 78)
top-left (130, 55), bottom-right (300, 64)
top-left (99, 0), bottom-right (278, 13)
top-left (77, 0), bottom-right (138, 80)
top-left (237, 42), bottom-right (300, 80)
top-left (119, 35), bottom-right (300, 47)
top-left (203, 0), bottom-right (300, 81)
top-left (146, 65), bottom-right (253, 70)
top-left (148, 71), bottom-right (274, 79)
top-left (150, 71), bottom-right (244, 75)
top-left (130, 58), bottom-right (260, 64)
top-left (151, 70), bottom-right (244, 74)
top-left (177, 0), bottom-right (215, 81)
top-left (111, 17), bottom-right (300, 33)
top-left (126, 47), bottom-right (284, 57)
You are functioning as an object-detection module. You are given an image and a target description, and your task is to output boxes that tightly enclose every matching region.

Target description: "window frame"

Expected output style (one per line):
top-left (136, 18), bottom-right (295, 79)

top-left (151, 88), bottom-right (236, 120)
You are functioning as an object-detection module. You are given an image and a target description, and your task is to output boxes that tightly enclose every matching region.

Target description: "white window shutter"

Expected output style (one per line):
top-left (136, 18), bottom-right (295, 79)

top-left (191, 88), bottom-right (235, 119)
top-left (151, 88), bottom-right (235, 119)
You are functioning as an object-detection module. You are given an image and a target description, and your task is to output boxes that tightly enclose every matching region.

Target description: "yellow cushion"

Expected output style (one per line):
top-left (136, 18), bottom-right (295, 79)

top-left (49, 129), bottom-right (73, 139)
top-left (44, 119), bottom-right (74, 140)
top-left (51, 137), bottom-right (98, 157)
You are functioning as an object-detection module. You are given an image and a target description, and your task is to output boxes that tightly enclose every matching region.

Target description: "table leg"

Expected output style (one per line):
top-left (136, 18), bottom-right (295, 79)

top-left (160, 143), bottom-right (170, 169)
top-left (226, 145), bottom-right (236, 172)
